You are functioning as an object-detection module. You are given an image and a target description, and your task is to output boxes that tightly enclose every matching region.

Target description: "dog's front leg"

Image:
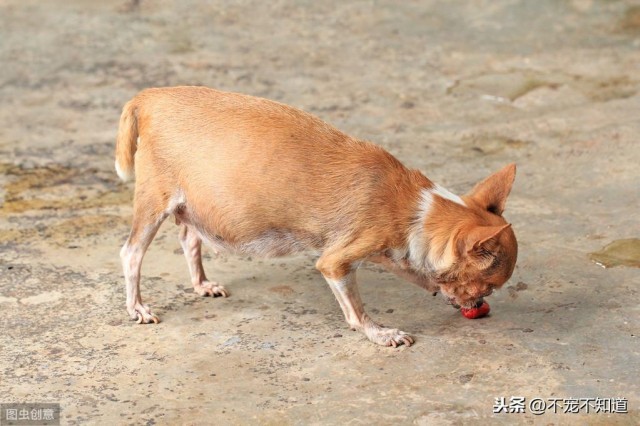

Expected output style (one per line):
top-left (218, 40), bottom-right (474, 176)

top-left (316, 256), bottom-right (414, 347)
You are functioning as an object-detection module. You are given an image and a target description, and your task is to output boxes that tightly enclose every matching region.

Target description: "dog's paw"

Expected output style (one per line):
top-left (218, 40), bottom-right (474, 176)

top-left (194, 281), bottom-right (229, 298)
top-left (128, 303), bottom-right (159, 324)
top-left (366, 327), bottom-right (414, 347)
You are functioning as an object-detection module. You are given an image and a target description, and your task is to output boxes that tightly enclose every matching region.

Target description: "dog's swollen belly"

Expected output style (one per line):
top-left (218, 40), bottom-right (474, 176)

top-left (201, 227), bottom-right (317, 257)
top-left (175, 207), bottom-right (321, 258)
top-left (115, 86), bottom-right (518, 348)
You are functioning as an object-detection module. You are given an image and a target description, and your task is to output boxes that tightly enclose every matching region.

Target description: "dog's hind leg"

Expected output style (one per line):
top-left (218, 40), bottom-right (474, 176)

top-left (178, 224), bottom-right (229, 298)
top-left (120, 185), bottom-right (175, 324)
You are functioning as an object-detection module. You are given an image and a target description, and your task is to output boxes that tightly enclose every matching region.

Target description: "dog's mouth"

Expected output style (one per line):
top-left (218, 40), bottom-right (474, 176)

top-left (448, 297), bottom-right (484, 310)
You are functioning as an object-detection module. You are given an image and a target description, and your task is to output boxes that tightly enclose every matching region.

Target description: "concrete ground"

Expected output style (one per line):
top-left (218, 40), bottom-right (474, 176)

top-left (1, 0), bottom-right (639, 424)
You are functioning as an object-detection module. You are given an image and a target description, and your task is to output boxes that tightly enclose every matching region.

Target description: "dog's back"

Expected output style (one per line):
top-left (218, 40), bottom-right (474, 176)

top-left (115, 86), bottom-right (425, 253)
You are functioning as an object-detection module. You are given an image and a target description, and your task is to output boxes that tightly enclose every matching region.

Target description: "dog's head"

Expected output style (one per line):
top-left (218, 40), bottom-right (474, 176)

top-left (413, 164), bottom-right (518, 309)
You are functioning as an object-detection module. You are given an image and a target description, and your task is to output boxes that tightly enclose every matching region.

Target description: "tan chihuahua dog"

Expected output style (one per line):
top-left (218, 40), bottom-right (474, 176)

top-left (115, 86), bottom-right (517, 347)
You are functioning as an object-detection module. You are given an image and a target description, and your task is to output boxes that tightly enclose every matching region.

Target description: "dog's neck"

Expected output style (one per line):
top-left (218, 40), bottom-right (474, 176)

top-left (404, 183), bottom-right (466, 274)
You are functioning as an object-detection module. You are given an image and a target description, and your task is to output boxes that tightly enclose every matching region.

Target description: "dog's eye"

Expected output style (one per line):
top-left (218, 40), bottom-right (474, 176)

top-left (486, 255), bottom-right (501, 272)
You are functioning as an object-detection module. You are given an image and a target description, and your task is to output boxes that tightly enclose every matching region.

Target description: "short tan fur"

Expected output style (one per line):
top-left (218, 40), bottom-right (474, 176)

top-left (116, 86), bottom-right (517, 347)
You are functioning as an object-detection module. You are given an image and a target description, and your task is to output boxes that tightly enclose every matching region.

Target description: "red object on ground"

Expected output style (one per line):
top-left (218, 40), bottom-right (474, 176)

top-left (460, 301), bottom-right (491, 319)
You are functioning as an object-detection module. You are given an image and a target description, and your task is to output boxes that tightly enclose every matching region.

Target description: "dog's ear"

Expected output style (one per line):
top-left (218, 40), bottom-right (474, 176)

top-left (463, 223), bottom-right (511, 256)
top-left (466, 163), bottom-right (516, 216)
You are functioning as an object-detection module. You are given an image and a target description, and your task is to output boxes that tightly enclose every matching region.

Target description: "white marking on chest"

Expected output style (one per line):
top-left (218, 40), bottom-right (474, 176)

top-left (407, 188), bottom-right (434, 269)
top-left (406, 185), bottom-right (463, 272)
top-left (432, 184), bottom-right (465, 206)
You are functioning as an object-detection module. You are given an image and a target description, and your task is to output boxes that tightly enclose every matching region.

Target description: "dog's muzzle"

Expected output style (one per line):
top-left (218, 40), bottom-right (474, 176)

top-left (449, 297), bottom-right (484, 310)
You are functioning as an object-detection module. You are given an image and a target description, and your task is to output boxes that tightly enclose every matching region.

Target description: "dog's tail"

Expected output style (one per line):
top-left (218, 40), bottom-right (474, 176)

top-left (115, 99), bottom-right (138, 182)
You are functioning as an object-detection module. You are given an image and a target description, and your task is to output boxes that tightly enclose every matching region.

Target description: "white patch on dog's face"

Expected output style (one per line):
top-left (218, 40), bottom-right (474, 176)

top-left (432, 183), bottom-right (465, 206)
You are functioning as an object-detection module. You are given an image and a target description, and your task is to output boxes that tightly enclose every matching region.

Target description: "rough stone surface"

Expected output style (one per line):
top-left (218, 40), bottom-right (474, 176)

top-left (1, 0), bottom-right (639, 424)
